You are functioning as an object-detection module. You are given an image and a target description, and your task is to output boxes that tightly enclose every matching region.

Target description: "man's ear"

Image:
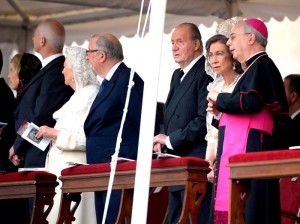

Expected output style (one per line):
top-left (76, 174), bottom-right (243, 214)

top-left (98, 51), bottom-right (106, 62)
top-left (248, 33), bottom-right (256, 45)
top-left (194, 39), bottom-right (201, 51)
top-left (290, 91), bottom-right (298, 103)
top-left (41, 37), bottom-right (46, 46)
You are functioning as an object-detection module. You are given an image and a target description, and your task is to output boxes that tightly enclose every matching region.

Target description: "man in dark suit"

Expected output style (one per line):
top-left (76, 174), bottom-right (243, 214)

top-left (153, 23), bottom-right (213, 223)
top-left (8, 19), bottom-right (73, 168)
top-left (84, 33), bottom-right (144, 223)
top-left (283, 74), bottom-right (300, 147)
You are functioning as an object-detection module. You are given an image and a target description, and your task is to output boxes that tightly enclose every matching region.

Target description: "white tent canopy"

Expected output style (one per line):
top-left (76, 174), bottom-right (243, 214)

top-left (1, 0), bottom-right (300, 49)
top-left (1, 0), bottom-right (300, 83)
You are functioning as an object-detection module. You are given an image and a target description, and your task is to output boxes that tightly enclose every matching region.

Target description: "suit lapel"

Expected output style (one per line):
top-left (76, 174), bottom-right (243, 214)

top-left (88, 79), bottom-right (115, 114)
top-left (164, 57), bottom-right (204, 129)
top-left (165, 71), bottom-right (180, 107)
top-left (87, 63), bottom-right (125, 116)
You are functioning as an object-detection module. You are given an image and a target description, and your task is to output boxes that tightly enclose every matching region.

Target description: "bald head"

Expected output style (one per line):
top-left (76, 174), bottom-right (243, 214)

top-left (36, 19), bottom-right (65, 51)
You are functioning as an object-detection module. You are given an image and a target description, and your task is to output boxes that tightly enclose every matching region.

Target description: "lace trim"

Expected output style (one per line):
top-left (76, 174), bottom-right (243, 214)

top-left (216, 16), bottom-right (244, 38)
top-left (64, 46), bottom-right (99, 90)
top-left (205, 16), bottom-right (244, 79)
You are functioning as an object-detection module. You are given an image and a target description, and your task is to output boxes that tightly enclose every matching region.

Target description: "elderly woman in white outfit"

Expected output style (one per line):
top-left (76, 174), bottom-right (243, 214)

top-left (36, 46), bottom-right (99, 224)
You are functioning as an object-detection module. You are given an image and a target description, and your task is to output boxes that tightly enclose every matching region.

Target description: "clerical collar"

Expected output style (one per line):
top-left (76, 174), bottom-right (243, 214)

top-left (244, 51), bottom-right (267, 68)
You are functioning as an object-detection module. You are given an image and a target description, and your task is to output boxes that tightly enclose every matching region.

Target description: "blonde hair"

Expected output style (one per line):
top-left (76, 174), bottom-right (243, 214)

top-left (11, 53), bottom-right (22, 74)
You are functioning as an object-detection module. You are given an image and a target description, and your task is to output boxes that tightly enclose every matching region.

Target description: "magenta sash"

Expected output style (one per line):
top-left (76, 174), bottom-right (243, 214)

top-left (215, 107), bottom-right (273, 212)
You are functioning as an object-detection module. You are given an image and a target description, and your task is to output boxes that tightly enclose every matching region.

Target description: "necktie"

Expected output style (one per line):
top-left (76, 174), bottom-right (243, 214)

top-left (99, 79), bottom-right (108, 94)
top-left (178, 70), bottom-right (184, 82)
top-left (173, 70), bottom-right (184, 92)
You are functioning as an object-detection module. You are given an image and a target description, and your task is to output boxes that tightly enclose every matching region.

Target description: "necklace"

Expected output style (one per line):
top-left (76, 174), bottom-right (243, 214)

top-left (221, 74), bottom-right (240, 92)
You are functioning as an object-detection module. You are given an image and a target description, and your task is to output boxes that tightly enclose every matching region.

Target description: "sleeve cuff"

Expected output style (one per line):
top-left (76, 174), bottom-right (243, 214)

top-left (165, 136), bottom-right (174, 150)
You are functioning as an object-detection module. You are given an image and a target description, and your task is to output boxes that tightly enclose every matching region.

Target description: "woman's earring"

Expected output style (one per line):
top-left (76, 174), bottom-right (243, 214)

top-left (233, 62), bottom-right (236, 70)
top-left (72, 75), bottom-right (75, 81)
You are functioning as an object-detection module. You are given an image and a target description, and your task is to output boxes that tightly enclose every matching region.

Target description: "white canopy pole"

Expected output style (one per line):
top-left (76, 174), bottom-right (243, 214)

top-left (131, 0), bottom-right (167, 223)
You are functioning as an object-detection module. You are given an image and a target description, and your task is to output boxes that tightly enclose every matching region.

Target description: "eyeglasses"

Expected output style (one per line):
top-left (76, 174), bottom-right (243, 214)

top-left (208, 51), bottom-right (227, 61)
top-left (86, 49), bottom-right (99, 56)
top-left (229, 33), bottom-right (251, 41)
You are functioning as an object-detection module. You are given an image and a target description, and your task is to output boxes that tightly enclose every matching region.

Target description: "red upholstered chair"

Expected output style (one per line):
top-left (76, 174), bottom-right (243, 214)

top-left (280, 177), bottom-right (300, 224)
top-left (57, 157), bottom-right (210, 224)
top-left (227, 149), bottom-right (300, 224)
top-left (0, 171), bottom-right (58, 224)
top-left (147, 186), bottom-right (168, 224)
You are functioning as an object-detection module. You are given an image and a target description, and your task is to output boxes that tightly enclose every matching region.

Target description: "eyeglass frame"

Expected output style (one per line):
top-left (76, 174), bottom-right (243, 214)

top-left (207, 51), bottom-right (228, 61)
top-left (229, 32), bottom-right (251, 41)
top-left (85, 49), bottom-right (99, 56)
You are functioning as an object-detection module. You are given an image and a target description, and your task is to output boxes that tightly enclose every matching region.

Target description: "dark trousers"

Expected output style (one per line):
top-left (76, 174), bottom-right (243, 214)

top-left (94, 190), bottom-right (121, 224)
top-left (0, 198), bottom-right (30, 224)
top-left (168, 182), bottom-right (212, 224)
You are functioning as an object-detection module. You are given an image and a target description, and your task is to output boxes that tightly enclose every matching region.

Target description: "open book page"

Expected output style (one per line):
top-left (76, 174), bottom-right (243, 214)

top-left (153, 152), bottom-right (181, 159)
top-left (65, 157), bottom-right (135, 167)
top-left (17, 120), bottom-right (29, 135)
top-left (0, 121), bottom-right (8, 129)
top-left (117, 157), bottom-right (135, 162)
top-left (66, 161), bottom-right (87, 167)
top-left (19, 121), bottom-right (51, 151)
top-left (18, 167), bottom-right (47, 172)
top-left (0, 122), bottom-right (7, 136)
top-left (289, 146), bottom-right (300, 150)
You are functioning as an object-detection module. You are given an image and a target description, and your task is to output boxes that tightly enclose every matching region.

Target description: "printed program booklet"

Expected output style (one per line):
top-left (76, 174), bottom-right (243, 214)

top-left (153, 152), bottom-right (181, 159)
top-left (17, 120), bottom-right (51, 151)
top-left (66, 161), bottom-right (87, 167)
top-left (65, 157), bottom-right (134, 167)
top-left (18, 167), bottom-right (47, 172)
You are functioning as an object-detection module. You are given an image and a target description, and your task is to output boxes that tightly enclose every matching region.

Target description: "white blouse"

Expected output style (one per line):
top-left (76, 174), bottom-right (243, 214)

top-left (53, 84), bottom-right (99, 151)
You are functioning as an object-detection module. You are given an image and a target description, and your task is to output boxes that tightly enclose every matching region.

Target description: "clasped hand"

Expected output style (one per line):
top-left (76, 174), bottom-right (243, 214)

top-left (206, 90), bottom-right (220, 115)
top-left (36, 125), bottom-right (59, 139)
top-left (9, 146), bottom-right (22, 166)
top-left (153, 134), bottom-right (167, 153)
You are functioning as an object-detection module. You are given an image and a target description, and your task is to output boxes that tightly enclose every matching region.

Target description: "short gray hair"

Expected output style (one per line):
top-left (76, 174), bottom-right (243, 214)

top-left (38, 19), bottom-right (65, 51)
top-left (94, 34), bottom-right (124, 61)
